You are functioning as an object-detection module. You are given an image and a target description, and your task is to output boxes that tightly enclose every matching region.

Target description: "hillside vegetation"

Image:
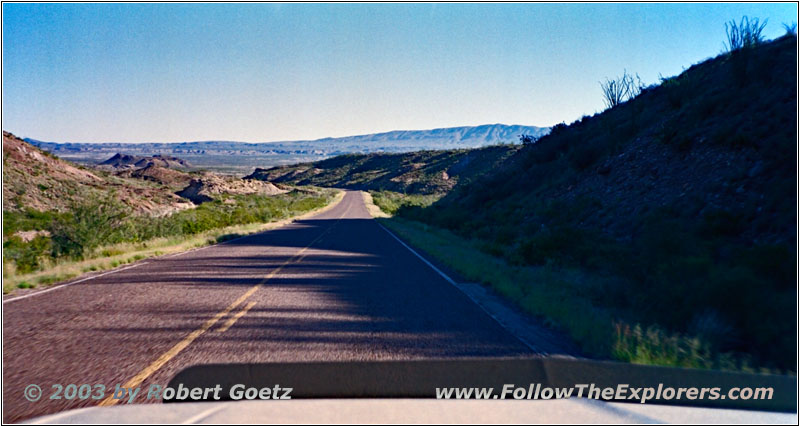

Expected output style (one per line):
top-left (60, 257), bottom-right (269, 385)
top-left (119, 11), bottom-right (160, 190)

top-left (2, 133), bottom-right (335, 291)
top-left (261, 34), bottom-right (797, 371)
top-left (248, 145), bottom-right (522, 195)
top-left (118, 165), bottom-right (194, 189)
top-left (29, 124), bottom-right (548, 174)
top-left (406, 35), bottom-right (796, 371)
top-left (2, 132), bottom-right (191, 215)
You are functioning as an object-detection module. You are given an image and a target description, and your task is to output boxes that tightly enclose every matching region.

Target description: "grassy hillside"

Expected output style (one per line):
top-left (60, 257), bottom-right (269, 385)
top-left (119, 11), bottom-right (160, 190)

top-left (2, 133), bottom-right (337, 291)
top-left (3, 132), bottom-right (191, 215)
top-left (118, 165), bottom-right (194, 189)
top-left (247, 145), bottom-right (522, 195)
top-left (400, 34), bottom-right (797, 371)
top-left (271, 34), bottom-right (796, 371)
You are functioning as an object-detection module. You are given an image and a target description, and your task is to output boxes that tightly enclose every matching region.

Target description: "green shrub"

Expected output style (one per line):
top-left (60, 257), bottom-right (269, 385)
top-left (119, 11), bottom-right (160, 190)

top-left (50, 196), bottom-right (128, 259)
top-left (370, 191), bottom-right (441, 216)
top-left (517, 226), bottom-right (619, 270)
top-left (2, 209), bottom-right (62, 236)
top-left (524, 135), bottom-right (567, 165)
top-left (215, 233), bottom-right (244, 243)
top-left (613, 322), bottom-right (714, 369)
top-left (3, 235), bottom-right (51, 274)
top-left (4, 189), bottom-right (334, 275)
top-left (101, 248), bottom-right (124, 257)
top-left (568, 142), bottom-right (603, 171)
top-left (659, 73), bottom-right (691, 109)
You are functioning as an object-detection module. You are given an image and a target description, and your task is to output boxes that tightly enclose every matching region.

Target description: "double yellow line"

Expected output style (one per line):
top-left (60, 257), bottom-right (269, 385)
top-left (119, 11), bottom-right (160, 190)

top-left (98, 210), bottom-right (343, 407)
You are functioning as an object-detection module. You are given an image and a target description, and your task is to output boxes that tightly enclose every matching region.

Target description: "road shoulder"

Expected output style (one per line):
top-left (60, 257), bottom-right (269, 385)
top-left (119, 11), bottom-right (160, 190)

top-left (3, 189), bottom-right (346, 302)
top-left (362, 191), bottom-right (580, 356)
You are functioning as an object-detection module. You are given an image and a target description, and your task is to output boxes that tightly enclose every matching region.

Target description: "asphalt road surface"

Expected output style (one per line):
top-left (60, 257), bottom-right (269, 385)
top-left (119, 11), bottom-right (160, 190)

top-left (3, 191), bottom-right (534, 422)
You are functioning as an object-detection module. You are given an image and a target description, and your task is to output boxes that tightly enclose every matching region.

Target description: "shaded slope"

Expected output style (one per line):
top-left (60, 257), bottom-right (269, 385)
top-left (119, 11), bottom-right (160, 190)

top-left (247, 145), bottom-right (522, 195)
top-left (401, 35), bottom-right (796, 369)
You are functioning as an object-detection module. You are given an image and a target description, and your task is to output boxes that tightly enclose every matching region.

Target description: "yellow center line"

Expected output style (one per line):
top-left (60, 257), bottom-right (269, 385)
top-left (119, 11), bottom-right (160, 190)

top-left (216, 301), bottom-right (257, 333)
top-left (96, 284), bottom-right (258, 406)
top-left (97, 202), bottom-right (348, 408)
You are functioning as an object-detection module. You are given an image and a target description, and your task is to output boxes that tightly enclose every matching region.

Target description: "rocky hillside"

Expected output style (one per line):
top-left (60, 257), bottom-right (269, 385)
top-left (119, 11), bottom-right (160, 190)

top-left (118, 165), bottom-right (194, 189)
top-left (2, 132), bottom-right (190, 215)
top-left (3, 131), bottom-right (313, 282)
top-left (177, 174), bottom-right (285, 204)
top-left (247, 145), bottom-right (522, 195)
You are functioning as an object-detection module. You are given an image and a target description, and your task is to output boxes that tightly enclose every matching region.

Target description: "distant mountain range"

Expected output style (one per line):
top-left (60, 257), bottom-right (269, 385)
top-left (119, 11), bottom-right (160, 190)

top-left (23, 124), bottom-right (550, 174)
top-left (290, 124), bottom-right (550, 150)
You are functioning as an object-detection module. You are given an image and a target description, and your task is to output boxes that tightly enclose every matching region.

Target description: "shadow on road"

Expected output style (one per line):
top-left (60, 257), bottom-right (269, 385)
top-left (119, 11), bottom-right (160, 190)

top-left (80, 217), bottom-right (535, 359)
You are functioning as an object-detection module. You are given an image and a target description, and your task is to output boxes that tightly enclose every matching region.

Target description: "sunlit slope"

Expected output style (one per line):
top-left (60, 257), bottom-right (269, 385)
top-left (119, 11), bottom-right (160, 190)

top-left (2, 132), bottom-right (189, 215)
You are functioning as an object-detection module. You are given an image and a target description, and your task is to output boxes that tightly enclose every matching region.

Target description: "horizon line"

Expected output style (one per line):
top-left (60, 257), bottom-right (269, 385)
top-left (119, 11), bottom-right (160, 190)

top-left (8, 122), bottom-right (553, 145)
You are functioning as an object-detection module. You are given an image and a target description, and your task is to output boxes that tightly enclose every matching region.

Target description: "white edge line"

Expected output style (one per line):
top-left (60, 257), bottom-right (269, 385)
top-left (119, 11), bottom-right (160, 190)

top-left (163, 246), bottom-right (204, 258)
top-left (163, 230), bottom-right (258, 259)
top-left (4, 225), bottom-right (252, 301)
top-left (162, 217), bottom-right (310, 260)
top-left (163, 190), bottom-right (346, 260)
top-left (12, 230), bottom-right (249, 302)
top-left (376, 222), bottom-right (540, 353)
top-left (163, 238), bottom-right (235, 258)
top-left (180, 403), bottom-right (228, 424)
top-left (3, 262), bottom-right (148, 304)
top-left (376, 223), bottom-right (457, 286)
top-left (6, 195), bottom-right (339, 302)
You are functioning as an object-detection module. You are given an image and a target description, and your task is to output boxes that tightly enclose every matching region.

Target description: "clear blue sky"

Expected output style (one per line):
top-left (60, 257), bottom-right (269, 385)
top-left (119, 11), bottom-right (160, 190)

top-left (2, 3), bottom-right (797, 143)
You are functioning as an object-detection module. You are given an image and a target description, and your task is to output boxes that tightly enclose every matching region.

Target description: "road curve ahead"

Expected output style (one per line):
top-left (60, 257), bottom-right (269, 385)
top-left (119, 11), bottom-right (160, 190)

top-left (3, 190), bottom-right (533, 422)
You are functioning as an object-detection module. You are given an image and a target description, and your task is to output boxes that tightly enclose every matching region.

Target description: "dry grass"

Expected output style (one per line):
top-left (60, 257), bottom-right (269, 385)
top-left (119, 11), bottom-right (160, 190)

top-left (3, 190), bottom-right (344, 295)
top-left (361, 191), bottom-right (390, 218)
top-left (365, 195), bottom-right (612, 356)
top-left (375, 215), bottom-right (614, 356)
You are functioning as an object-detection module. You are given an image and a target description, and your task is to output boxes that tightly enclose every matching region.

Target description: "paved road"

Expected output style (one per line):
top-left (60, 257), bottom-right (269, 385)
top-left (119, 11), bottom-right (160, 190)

top-left (3, 191), bottom-right (533, 422)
